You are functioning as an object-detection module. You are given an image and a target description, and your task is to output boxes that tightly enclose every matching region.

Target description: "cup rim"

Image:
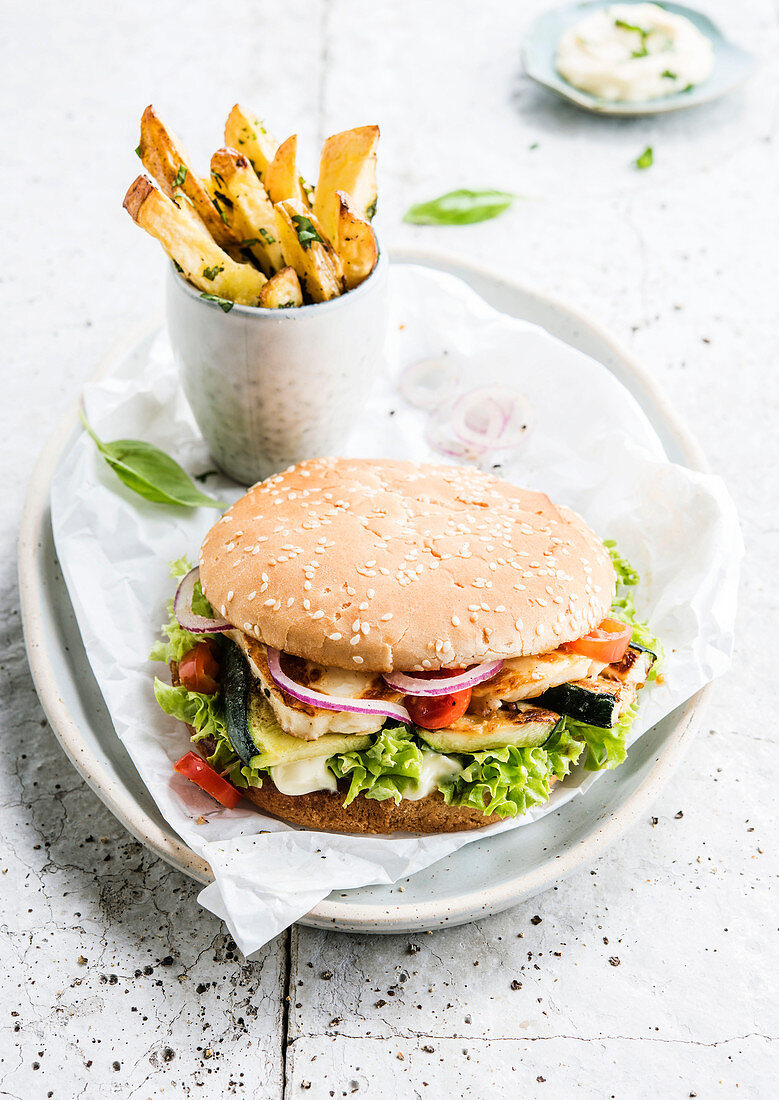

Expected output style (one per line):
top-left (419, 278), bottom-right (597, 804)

top-left (169, 244), bottom-right (387, 318)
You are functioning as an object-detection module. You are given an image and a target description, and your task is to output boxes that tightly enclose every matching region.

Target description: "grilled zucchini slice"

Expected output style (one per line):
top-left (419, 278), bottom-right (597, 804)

top-left (246, 690), bottom-right (372, 769)
top-left (419, 704), bottom-right (562, 754)
top-left (538, 679), bottom-right (623, 728)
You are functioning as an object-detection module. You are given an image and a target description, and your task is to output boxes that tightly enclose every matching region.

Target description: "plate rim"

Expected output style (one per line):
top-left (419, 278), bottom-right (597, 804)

top-left (19, 246), bottom-right (712, 931)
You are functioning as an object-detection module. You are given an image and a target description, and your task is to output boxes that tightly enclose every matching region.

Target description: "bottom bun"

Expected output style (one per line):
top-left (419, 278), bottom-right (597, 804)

top-left (196, 735), bottom-right (499, 834)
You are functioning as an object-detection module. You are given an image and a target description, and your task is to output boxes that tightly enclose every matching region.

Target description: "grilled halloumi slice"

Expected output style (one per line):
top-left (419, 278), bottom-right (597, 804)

top-left (232, 633), bottom-right (403, 741)
top-left (470, 648), bottom-right (606, 712)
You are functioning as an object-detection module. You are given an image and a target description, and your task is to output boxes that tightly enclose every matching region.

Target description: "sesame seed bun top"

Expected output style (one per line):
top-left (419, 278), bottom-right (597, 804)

top-left (199, 458), bottom-right (616, 672)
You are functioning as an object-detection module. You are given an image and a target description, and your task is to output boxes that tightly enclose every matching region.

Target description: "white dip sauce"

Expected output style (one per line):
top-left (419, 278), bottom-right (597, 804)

top-left (556, 3), bottom-right (714, 102)
top-left (404, 753), bottom-right (462, 801)
top-left (271, 757), bottom-right (338, 796)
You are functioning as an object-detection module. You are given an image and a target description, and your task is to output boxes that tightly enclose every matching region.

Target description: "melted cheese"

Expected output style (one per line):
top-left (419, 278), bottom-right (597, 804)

top-left (270, 757), bottom-right (338, 796)
top-left (404, 753), bottom-right (462, 801)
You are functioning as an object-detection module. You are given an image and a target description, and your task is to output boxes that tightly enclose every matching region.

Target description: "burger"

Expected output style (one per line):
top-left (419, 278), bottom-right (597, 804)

top-left (153, 458), bottom-right (659, 833)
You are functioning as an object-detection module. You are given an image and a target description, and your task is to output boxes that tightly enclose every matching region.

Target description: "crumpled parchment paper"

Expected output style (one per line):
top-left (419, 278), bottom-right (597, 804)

top-left (50, 265), bottom-right (741, 955)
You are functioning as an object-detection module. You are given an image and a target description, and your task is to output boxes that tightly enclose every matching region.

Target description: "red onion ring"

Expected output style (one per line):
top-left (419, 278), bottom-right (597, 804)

top-left (174, 566), bottom-right (232, 634)
top-left (383, 660), bottom-right (504, 697)
top-left (266, 647), bottom-right (413, 725)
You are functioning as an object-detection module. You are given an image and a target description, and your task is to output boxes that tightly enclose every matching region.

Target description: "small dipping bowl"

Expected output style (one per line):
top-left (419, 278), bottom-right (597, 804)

top-left (166, 249), bottom-right (389, 485)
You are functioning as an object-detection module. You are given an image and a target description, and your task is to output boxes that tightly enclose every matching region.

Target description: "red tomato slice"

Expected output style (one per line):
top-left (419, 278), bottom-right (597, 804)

top-left (174, 751), bottom-right (242, 809)
top-left (567, 619), bottom-right (632, 664)
top-left (406, 690), bottom-right (472, 730)
top-left (404, 671), bottom-right (472, 730)
top-left (179, 642), bottom-right (220, 694)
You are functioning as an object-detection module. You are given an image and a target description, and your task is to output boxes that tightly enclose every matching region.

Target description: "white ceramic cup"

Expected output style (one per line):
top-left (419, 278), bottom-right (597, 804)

top-left (166, 250), bottom-right (389, 485)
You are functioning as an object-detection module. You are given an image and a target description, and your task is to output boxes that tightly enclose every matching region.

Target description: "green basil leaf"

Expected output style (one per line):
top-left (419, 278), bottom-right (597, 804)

top-left (80, 412), bottom-right (224, 509)
top-left (173, 164), bottom-right (187, 187)
top-left (202, 264), bottom-right (224, 281)
top-left (199, 292), bottom-right (234, 312)
top-left (403, 189), bottom-right (514, 226)
top-left (291, 213), bottom-right (322, 250)
top-left (635, 146), bottom-right (654, 170)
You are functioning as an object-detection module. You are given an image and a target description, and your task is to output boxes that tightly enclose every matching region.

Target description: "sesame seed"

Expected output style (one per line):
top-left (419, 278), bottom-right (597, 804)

top-left (350, 635), bottom-right (360, 645)
top-left (515, 619), bottom-right (524, 630)
top-left (380, 613), bottom-right (393, 621)
top-left (360, 622), bottom-right (370, 634)
top-left (304, 581), bottom-right (312, 590)
top-left (248, 591), bottom-right (257, 600)
top-left (353, 656), bottom-right (364, 664)
top-left (303, 599), bottom-right (311, 610)
top-left (287, 597), bottom-right (295, 607)
top-left (227, 589), bottom-right (234, 601)
top-left (451, 615), bottom-right (461, 627)
top-left (263, 598), bottom-right (275, 607)
top-left (352, 619), bottom-right (361, 632)
top-left (311, 610), bottom-right (324, 620)
top-left (328, 632), bottom-right (343, 641)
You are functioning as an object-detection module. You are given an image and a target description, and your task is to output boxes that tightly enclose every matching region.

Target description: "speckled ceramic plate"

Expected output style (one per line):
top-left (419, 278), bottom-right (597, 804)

top-left (522, 1), bottom-right (755, 116)
top-left (19, 247), bottom-right (712, 934)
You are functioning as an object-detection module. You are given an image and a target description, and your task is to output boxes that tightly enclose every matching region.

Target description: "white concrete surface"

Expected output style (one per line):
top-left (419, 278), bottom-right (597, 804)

top-left (2, 1), bottom-right (777, 1096)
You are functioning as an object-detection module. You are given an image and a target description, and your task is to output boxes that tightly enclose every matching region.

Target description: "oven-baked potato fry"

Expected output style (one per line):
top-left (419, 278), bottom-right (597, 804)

top-left (258, 266), bottom-right (304, 309)
top-left (123, 176), bottom-right (266, 306)
top-left (313, 125), bottom-right (379, 246)
top-left (210, 148), bottom-right (285, 276)
top-left (274, 200), bottom-right (343, 303)
top-left (138, 105), bottom-right (241, 255)
top-left (224, 104), bottom-right (279, 183)
top-left (265, 136), bottom-right (310, 207)
top-left (334, 191), bottom-right (378, 291)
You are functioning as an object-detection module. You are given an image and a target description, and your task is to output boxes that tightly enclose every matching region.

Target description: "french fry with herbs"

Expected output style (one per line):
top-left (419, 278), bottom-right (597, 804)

top-left (274, 200), bottom-right (344, 303)
top-left (210, 148), bottom-right (285, 276)
top-left (124, 104), bottom-right (380, 309)
top-left (123, 176), bottom-right (266, 306)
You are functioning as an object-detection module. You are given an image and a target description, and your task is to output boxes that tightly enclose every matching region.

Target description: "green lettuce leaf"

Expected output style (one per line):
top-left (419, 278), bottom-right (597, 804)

top-left (604, 539), bottom-right (663, 674)
top-left (153, 678), bottom-right (263, 789)
top-left (438, 724), bottom-right (583, 819)
top-left (329, 725), bottom-right (424, 805)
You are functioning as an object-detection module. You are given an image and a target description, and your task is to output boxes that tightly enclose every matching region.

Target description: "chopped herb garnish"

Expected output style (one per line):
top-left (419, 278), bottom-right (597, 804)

top-left (615, 18), bottom-right (647, 35)
top-left (135, 144), bottom-right (142, 158)
top-left (202, 264), bottom-right (224, 281)
top-left (529, 142), bottom-right (539, 151)
top-left (241, 238), bottom-right (262, 247)
top-left (211, 191), bottom-right (232, 225)
top-left (682, 83), bottom-right (695, 93)
top-left (194, 469), bottom-right (219, 483)
top-left (662, 70), bottom-right (677, 79)
top-left (635, 146), bottom-right (654, 170)
top-left (259, 227), bottom-right (275, 244)
top-left (632, 46), bottom-right (649, 58)
top-left (291, 214), bottom-right (323, 249)
top-left (365, 198), bottom-right (378, 220)
top-left (173, 164), bottom-right (187, 187)
top-left (173, 188), bottom-right (194, 208)
top-left (212, 170), bottom-right (226, 187)
top-left (200, 292), bottom-right (234, 312)
top-left (173, 260), bottom-right (184, 274)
